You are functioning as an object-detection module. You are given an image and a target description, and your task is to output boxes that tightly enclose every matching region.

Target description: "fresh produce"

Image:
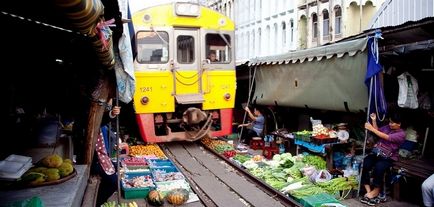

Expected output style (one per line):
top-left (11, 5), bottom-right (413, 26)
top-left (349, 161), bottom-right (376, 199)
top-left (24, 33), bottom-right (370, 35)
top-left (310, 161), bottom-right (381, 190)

top-left (223, 150), bottom-right (236, 158)
top-left (122, 157), bottom-right (147, 166)
top-left (289, 185), bottom-right (326, 199)
top-left (166, 188), bottom-right (189, 205)
top-left (129, 144), bottom-right (166, 158)
top-left (147, 189), bottom-right (165, 206)
top-left (315, 176), bottom-right (358, 194)
top-left (58, 162), bottom-right (74, 177)
top-left (253, 155), bottom-right (263, 162)
top-left (100, 201), bottom-right (138, 207)
top-left (302, 155), bottom-right (326, 170)
top-left (233, 154), bottom-right (250, 164)
top-left (123, 175), bottom-right (154, 188)
top-left (20, 172), bottom-right (46, 185)
top-left (214, 144), bottom-right (234, 153)
top-left (153, 171), bottom-right (185, 182)
top-left (20, 155), bottom-right (75, 185)
top-left (40, 154), bottom-right (63, 168)
top-left (44, 168), bottom-right (60, 181)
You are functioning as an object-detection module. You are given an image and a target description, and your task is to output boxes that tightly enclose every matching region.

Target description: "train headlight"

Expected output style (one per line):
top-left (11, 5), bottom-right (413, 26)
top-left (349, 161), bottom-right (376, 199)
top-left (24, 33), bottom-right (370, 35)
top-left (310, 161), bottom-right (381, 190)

top-left (175, 2), bottom-right (200, 17)
top-left (224, 93), bottom-right (231, 100)
top-left (141, 96), bottom-right (149, 105)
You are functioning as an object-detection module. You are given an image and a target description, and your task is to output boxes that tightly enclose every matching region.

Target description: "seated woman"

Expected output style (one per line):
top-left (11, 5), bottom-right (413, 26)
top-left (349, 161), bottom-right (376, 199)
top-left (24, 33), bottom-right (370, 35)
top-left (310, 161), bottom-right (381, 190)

top-left (360, 112), bottom-right (406, 206)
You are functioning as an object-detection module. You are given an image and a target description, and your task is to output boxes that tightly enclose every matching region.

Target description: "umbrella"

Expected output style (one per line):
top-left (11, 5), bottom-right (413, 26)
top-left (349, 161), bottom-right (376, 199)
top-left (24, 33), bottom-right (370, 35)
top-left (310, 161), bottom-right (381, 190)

top-left (364, 31), bottom-right (387, 121)
top-left (358, 31), bottom-right (387, 196)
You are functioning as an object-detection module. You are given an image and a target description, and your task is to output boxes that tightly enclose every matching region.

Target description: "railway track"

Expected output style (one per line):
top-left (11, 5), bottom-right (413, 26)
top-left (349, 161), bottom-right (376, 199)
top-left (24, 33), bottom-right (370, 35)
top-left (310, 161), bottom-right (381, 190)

top-left (160, 142), bottom-right (301, 207)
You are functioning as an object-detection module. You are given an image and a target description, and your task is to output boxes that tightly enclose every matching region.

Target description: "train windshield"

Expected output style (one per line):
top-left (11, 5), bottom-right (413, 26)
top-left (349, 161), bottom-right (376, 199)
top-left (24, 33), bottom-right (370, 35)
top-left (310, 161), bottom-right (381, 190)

top-left (206, 34), bottom-right (231, 64)
top-left (136, 31), bottom-right (169, 64)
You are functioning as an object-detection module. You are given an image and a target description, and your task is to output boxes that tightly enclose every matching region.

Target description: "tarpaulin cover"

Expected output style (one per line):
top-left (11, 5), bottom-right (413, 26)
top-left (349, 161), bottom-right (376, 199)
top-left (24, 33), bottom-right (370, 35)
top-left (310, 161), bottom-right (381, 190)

top-left (252, 38), bottom-right (369, 112)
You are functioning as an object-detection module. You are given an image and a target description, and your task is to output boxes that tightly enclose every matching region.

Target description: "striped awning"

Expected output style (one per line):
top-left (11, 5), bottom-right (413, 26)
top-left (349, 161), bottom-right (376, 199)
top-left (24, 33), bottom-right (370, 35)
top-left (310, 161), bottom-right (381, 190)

top-left (54, 0), bottom-right (115, 68)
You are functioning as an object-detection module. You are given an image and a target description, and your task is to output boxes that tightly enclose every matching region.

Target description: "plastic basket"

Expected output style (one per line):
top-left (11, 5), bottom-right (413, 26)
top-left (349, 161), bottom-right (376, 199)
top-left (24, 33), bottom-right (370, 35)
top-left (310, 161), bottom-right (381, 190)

top-left (155, 179), bottom-right (190, 196)
top-left (294, 133), bottom-right (312, 142)
top-left (300, 193), bottom-right (341, 207)
top-left (147, 159), bottom-right (174, 167)
top-left (121, 172), bottom-right (155, 199)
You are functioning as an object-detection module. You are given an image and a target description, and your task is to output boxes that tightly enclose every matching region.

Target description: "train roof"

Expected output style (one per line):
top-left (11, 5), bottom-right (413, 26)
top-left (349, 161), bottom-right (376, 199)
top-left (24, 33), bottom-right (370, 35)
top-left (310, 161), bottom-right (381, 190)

top-left (131, 3), bottom-right (235, 31)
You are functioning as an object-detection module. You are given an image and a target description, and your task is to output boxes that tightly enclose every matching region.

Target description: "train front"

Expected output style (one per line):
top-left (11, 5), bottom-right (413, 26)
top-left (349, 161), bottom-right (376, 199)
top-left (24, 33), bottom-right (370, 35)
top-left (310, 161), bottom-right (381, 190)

top-left (131, 2), bottom-right (236, 142)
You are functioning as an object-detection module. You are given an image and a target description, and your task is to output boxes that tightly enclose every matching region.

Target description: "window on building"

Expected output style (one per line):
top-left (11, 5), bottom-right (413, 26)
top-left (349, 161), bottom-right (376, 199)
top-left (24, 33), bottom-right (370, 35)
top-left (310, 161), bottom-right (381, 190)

top-left (312, 13), bottom-right (318, 39)
top-left (136, 31), bottom-right (169, 64)
top-left (246, 32), bottom-right (250, 58)
top-left (177, 35), bottom-right (194, 64)
top-left (274, 23), bottom-right (278, 54)
top-left (258, 28), bottom-right (261, 56)
top-left (266, 25), bottom-right (270, 55)
top-left (290, 19), bottom-right (294, 42)
top-left (282, 22), bottom-right (286, 46)
top-left (206, 33), bottom-right (231, 63)
top-left (334, 6), bottom-right (342, 35)
top-left (323, 10), bottom-right (329, 37)
top-left (252, 30), bottom-right (255, 57)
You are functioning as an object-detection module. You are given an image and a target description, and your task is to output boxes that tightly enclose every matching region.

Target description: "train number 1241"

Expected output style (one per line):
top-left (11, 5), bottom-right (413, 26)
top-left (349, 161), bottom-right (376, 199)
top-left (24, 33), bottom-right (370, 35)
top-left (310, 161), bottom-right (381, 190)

top-left (140, 86), bottom-right (153, 92)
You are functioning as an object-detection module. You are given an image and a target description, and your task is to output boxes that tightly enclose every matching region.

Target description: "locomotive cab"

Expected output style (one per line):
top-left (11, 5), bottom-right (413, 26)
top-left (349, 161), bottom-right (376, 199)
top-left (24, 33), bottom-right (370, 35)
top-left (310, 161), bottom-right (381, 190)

top-left (132, 2), bottom-right (236, 142)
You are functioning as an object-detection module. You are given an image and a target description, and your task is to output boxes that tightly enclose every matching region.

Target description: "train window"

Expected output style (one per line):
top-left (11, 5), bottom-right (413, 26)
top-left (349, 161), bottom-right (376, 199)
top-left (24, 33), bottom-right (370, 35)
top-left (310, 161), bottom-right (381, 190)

top-left (177, 35), bottom-right (195, 64)
top-left (206, 34), bottom-right (231, 63)
top-left (136, 31), bottom-right (169, 64)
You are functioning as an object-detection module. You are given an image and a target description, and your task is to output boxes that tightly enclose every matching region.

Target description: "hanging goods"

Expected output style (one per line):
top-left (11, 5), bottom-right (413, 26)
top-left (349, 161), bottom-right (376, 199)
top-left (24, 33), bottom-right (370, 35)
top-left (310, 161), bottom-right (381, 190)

top-left (397, 72), bottom-right (419, 109)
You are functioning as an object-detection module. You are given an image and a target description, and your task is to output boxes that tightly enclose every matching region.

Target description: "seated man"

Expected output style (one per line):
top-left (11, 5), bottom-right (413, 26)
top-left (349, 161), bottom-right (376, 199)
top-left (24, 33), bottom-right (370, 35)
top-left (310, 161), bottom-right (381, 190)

top-left (208, 51), bottom-right (219, 62)
top-left (238, 106), bottom-right (265, 144)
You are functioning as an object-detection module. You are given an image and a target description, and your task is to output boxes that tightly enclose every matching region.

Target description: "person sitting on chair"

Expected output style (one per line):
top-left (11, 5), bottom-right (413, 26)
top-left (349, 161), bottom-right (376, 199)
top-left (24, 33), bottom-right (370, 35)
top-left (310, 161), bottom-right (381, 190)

top-left (238, 106), bottom-right (264, 145)
top-left (360, 112), bottom-right (406, 206)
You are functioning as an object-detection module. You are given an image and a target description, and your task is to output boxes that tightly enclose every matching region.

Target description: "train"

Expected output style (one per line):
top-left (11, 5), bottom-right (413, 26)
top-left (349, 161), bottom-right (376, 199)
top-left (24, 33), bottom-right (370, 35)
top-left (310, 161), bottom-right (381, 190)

top-left (130, 2), bottom-right (236, 142)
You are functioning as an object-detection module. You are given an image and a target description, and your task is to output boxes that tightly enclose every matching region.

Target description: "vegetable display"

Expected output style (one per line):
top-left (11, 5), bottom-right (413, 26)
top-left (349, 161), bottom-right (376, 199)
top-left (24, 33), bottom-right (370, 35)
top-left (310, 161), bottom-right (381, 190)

top-left (166, 188), bottom-right (190, 205)
top-left (147, 190), bottom-right (165, 206)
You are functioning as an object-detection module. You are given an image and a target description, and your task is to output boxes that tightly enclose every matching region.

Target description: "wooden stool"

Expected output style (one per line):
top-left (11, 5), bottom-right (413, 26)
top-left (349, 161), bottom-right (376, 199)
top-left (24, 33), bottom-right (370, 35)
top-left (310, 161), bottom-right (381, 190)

top-left (263, 146), bottom-right (279, 159)
top-left (249, 137), bottom-right (264, 150)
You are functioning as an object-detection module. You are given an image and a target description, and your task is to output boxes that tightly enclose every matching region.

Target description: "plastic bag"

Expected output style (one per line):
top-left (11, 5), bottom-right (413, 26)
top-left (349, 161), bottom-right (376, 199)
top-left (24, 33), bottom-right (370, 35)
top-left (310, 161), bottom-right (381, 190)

top-left (314, 170), bottom-right (332, 183)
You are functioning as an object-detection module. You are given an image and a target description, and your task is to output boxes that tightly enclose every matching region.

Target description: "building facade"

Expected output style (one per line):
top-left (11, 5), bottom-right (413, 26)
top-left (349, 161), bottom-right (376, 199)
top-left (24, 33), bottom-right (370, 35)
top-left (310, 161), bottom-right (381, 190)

top-left (297, 0), bottom-right (384, 49)
top-left (208, 0), bottom-right (384, 62)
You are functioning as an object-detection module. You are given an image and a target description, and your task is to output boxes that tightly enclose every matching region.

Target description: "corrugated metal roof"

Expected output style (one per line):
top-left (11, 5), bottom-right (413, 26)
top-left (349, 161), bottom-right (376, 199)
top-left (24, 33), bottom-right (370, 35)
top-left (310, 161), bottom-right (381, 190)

top-left (248, 37), bottom-right (368, 66)
top-left (368, 0), bottom-right (434, 29)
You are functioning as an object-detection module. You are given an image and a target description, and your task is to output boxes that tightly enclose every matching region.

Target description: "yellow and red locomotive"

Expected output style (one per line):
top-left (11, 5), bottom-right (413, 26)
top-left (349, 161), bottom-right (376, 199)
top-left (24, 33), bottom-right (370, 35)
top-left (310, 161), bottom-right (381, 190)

top-left (131, 2), bottom-right (236, 142)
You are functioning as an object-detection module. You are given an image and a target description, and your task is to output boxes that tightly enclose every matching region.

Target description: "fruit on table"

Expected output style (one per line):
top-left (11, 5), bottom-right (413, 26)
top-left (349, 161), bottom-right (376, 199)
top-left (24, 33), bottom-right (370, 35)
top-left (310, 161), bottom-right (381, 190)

top-left (21, 172), bottom-right (46, 185)
top-left (41, 154), bottom-right (63, 168)
top-left (63, 159), bottom-right (73, 165)
top-left (44, 168), bottom-right (60, 181)
top-left (147, 189), bottom-right (165, 206)
top-left (166, 188), bottom-right (189, 205)
top-left (58, 162), bottom-right (74, 177)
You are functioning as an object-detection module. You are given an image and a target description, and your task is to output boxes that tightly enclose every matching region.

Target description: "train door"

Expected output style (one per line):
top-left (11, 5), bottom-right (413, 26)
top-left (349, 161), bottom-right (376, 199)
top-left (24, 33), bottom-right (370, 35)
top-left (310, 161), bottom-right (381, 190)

top-left (173, 29), bottom-right (203, 104)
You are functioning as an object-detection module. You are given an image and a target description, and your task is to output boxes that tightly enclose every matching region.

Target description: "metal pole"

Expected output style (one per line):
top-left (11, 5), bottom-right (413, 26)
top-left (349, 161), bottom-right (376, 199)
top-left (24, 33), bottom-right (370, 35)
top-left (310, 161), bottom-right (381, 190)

top-left (115, 90), bottom-right (121, 203)
top-left (238, 66), bottom-right (257, 144)
top-left (422, 127), bottom-right (430, 157)
top-left (357, 77), bottom-right (374, 196)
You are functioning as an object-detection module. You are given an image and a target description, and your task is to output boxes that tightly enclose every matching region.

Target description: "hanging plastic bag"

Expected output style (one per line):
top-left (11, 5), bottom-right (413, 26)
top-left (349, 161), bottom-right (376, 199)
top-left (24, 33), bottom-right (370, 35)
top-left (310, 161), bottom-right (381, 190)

top-left (397, 72), bottom-right (418, 109)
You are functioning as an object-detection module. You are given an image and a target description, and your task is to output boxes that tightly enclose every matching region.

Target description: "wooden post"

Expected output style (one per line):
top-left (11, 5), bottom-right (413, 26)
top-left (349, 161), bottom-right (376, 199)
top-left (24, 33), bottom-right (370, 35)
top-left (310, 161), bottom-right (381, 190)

top-left (83, 75), bottom-right (111, 164)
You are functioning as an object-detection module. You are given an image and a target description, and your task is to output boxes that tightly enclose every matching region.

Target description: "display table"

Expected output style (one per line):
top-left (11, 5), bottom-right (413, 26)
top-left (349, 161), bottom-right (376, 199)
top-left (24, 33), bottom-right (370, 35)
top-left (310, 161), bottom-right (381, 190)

top-left (0, 165), bottom-right (89, 207)
top-left (294, 139), bottom-right (349, 170)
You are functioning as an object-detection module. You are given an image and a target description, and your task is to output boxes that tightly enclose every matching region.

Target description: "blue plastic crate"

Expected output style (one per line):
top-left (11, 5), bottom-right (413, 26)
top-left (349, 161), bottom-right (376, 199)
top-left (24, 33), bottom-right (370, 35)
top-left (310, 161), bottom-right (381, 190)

top-left (147, 159), bottom-right (174, 167)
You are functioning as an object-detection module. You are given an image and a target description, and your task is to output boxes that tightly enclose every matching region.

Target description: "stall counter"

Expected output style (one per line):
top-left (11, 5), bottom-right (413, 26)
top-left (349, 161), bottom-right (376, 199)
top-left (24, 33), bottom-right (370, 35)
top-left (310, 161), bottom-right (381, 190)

top-left (0, 165), bottom-right (89, 207)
